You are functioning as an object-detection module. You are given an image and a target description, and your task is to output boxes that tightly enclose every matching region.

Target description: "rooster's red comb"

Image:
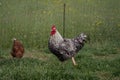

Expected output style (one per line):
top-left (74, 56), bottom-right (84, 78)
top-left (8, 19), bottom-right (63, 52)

top-left (52, 25), bottom-right (56, 30)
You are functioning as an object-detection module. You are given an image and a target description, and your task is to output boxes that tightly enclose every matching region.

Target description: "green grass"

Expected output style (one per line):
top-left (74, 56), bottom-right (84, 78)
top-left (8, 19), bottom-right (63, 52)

top-left (0, 0), bottom-right (120, 80)
top-left (0, 49), bottom-right (120, 80)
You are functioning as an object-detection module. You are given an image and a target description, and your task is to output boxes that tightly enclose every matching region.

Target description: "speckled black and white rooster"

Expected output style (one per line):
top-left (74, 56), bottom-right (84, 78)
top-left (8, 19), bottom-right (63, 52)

top-left (48, 25), bottom-right (87, 65)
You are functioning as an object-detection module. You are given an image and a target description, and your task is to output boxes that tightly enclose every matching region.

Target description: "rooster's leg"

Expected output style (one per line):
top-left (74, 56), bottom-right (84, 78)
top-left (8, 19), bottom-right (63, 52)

top-left (72, 57), bottom-right (77, 66)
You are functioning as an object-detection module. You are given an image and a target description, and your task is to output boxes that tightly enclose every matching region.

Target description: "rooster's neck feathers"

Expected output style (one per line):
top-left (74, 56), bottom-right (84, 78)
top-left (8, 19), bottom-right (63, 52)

top-left (50, 30), bottom-right (63, 44)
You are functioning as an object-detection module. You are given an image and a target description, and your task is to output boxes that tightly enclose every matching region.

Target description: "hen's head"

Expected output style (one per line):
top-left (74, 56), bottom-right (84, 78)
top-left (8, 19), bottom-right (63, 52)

top-left (13, 38), bottom-right (16, 41)
top-left (50, 25), bottom-right (56, 36)
top-left (12, 38), bottom-right (17, 42)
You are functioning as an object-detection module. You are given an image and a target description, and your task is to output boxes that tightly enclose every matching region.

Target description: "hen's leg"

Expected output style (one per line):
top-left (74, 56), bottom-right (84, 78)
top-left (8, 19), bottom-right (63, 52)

top-left (72, 57), bottom-right (77, 66)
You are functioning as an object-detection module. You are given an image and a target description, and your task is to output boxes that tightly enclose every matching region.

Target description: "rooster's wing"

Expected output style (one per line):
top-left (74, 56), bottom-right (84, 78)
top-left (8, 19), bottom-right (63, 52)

top-left (59, 39), bottom-right (76, 57)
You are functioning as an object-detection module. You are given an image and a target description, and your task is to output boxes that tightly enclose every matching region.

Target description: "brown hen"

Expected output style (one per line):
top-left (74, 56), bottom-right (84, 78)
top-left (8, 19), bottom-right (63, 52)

top-left (11, 38), bottom-right (24, 58)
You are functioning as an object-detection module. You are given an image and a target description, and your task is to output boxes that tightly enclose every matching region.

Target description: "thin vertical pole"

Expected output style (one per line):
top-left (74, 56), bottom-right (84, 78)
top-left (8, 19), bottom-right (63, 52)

top-left (63, 3), bottom-right (66, 38)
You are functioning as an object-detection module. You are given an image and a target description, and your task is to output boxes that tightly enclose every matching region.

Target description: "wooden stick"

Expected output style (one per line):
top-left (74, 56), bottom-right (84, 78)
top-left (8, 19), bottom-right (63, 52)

top-left (72, 57), bottom-right (77, 66)
top-left (63, 3), bottom-right (66, 38)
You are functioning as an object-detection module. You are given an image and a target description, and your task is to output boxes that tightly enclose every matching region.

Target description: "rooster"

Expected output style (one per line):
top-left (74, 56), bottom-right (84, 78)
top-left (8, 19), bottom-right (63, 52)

top-left (11, 38), bottom-right (24, 58)
top-left (48, 25), bottom-right (87, 65)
